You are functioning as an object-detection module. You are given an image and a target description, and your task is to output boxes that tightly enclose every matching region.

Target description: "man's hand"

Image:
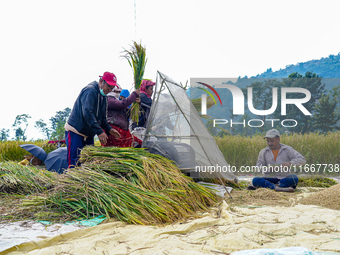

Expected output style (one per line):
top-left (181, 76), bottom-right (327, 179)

top-left (98, 132), bottom-right (109, 145)
top-left (281, 162), bottom-right (292, 167)
top-left (109, 128), bottom-right (120, 138)
top-left (134, 89), bottom-right (140, 96)
top-left (135, 97), bottom-right (140, 103)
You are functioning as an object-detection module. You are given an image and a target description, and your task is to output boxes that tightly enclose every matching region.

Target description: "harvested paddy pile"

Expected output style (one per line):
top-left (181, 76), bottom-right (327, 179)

top-left (0, 162), bottom-right (58, 194)
top-left (0, 146), bottom-right (217, 225)
top-left (0, 162), bottom-right (61, 221)
top-left (226, 176), bottom-right (338, 208)
top-left (300, 184), bottom-right (340, 210)
top-left (227, 188), bottom-right (297, 207)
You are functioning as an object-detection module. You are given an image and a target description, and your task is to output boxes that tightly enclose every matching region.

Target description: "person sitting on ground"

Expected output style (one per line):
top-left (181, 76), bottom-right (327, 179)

top-left (252, 129), bottom-right (306, 192)
top-left (102, 88), bottom-right (142, 147)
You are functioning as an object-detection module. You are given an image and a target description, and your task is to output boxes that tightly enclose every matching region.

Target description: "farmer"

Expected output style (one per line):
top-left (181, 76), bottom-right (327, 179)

top-left (102, 87), bottom-right (142, 147)
top-left (108, 83), bottom-right (122, 99)
top-left (65, 71), bottom-right (120, 168)
top-left (119, 89), bottom-right (130, 100)
top-left (134, 80), bottom-right (156, 128)
top-left (251, 129), bottom-right (306, 192)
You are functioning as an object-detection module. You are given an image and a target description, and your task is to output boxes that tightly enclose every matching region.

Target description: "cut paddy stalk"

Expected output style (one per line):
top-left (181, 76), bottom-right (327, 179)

top-left (1, 146), bottom-right (217, 225)
top-left (123, 41), bottom-right (147, 123)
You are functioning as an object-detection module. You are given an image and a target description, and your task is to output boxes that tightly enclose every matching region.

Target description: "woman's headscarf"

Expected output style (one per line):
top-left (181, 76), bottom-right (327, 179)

top-left (140, 80), bottom-right (156, 98)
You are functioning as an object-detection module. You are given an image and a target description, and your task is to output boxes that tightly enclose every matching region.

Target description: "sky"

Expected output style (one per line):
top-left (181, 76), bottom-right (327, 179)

top-left (1, 0), bottom-right (340, 140)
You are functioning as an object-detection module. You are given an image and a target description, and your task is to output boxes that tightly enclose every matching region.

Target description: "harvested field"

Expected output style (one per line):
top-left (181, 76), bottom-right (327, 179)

top-left (0, 146), bottom-right (217, 225)
top-left (1, 145), bottom-right (339, 254)
top-left (2, 200), bottom-right (340, 255)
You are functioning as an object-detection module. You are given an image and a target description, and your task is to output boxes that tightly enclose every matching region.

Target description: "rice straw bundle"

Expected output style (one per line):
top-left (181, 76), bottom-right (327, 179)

top-left (0, 162), bottom-right (58, 194)
top-left (10, 146), bottom-right (216, 225)
top-left (123, 41), bottom-right (147, 123)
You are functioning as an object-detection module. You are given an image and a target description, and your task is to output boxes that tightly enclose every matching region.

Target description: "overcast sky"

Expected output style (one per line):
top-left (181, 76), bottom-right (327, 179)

top-left (1, 0), bottom-right (339, 140)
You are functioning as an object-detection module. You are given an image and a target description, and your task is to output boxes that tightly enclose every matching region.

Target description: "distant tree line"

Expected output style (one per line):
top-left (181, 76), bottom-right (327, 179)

top-left (0, 108), bottom-right (71, 141)
top-left (254, 53), bottom-right (340, 79)
top-left (208, 72), bottom-right (340, 136)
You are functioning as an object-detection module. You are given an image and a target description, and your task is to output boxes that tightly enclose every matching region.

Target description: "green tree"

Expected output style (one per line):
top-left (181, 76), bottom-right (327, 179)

top-left (49, 107), bottom-right (71, 140)
top-left (35, 119), bottom-right (51, 139)
top-left (273, 72), bottom-right (325, 134)
top-left (0, 128), bottom-right (10, 141)
top-left (12, 114), bottom-right (31, 141)
top-left (332, 85), bottom-right (340, 113)
top-left (311, 90), bottom-right (340, 133)
top-left (15, 128), bottom-right (24, 140)
top-left (229, 112), bottom-right (254, 136)
top-left (243, 79), bottom-right (281, 133)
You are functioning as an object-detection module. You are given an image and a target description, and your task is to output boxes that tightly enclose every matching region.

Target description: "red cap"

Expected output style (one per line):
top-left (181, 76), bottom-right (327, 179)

top-left (100, 72), bottom-right (118, 87)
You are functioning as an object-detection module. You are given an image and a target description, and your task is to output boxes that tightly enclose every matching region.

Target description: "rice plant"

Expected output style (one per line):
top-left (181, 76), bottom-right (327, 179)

top-left (123, 41), bottom-right (147, 123)
top-left (1, 146), bottom-right (217, 225)
top-left (0, 140), bottom-right (47, 162)
top-left (215, 131), bottom-right (340, 168)
top-left (0, 162), bottom-right (58, 194)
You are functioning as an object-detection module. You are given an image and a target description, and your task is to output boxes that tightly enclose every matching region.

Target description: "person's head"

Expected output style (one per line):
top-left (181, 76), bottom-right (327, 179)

top-left (263, 129), bottom-right (281, 150)
top-left (141, 80), bottom-right (156, 97)
top-left (108, 84), bottom-right (122, 99)
top-left (99, 72), bottom-right (118, 95)
top-left (119, 89), bottom-right (130, 100)
top-left (24, 155), bottom-right (43, 166)
top-left (145, 85), bottom-right (154, 97)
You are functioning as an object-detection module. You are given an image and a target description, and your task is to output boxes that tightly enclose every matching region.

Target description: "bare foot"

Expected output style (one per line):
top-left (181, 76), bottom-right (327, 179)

top-left (274, 186), bottom-right (295, 192)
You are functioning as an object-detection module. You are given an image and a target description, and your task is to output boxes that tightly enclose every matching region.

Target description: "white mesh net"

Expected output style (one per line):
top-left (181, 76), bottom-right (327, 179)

top-left (142, 72), bottom-right (237, 182)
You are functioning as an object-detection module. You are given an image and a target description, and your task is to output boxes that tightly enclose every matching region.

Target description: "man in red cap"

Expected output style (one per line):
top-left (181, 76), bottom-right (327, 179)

top-left (64, 72), bottom-right (121, 168)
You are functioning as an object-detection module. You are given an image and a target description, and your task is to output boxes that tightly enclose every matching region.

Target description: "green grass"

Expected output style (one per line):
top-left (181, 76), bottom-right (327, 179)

top-left (215, 131), bottom-right (340, 169)
top-left (298, 176), bottom-right (338, 188)
top-left (0, 140), bottom-right (62, 162)
top-left (1, 131), bottom-right (339, 175)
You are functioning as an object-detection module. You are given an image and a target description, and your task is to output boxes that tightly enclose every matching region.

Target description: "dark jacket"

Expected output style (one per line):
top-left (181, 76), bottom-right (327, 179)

top-left (107, 91), bottom-right (138, 130)
top-left (67, 81), bottom-right (112, 137)
top-left (137, 93), bottom-right (153, 128)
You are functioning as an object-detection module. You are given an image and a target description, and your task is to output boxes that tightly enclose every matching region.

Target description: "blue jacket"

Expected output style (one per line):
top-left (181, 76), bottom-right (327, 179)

top-left (67, 81), bottom-right (112, 138)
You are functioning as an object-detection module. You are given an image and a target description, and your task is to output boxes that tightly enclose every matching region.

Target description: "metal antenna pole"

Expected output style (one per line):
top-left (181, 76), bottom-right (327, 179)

top-left (134, 0), bottom-right (137, 40)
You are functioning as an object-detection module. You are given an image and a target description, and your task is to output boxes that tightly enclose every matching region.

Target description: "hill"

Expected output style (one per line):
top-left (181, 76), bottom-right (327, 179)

top-left (254, 53), bottom-right (340, 78)
top-left (190, 53), bottom-right (340, 135)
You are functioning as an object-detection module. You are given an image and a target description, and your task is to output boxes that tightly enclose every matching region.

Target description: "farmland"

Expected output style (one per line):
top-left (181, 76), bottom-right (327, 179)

top-left (1, 131), bottom-right (339, 169)
top-left (215, 131), bottom-right (340, 170)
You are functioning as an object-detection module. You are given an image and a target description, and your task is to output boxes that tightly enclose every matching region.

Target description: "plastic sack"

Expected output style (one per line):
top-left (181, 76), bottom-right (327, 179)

top-left (64, 215), bottom-right (106, 227)
top-left (131, 127), bottom-right (146, 141)
top-left (197, 182), bottom-right (232, 197)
